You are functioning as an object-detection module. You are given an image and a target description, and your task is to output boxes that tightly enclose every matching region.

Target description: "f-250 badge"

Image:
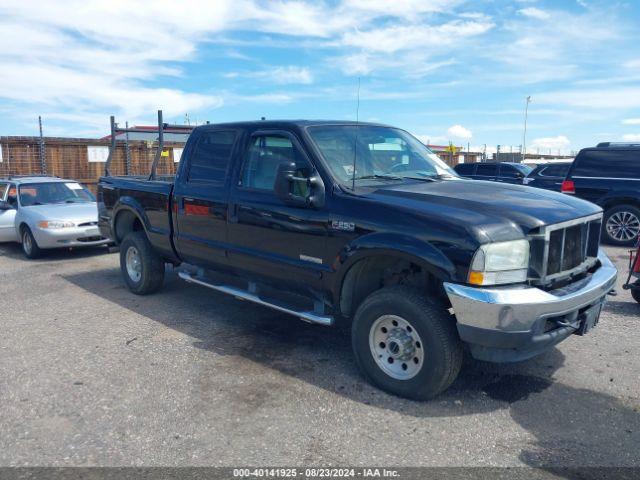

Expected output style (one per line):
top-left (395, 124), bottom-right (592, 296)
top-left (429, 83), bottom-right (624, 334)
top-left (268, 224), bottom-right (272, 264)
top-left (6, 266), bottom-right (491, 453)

top-left (330, 220), bottom-right (355, 232)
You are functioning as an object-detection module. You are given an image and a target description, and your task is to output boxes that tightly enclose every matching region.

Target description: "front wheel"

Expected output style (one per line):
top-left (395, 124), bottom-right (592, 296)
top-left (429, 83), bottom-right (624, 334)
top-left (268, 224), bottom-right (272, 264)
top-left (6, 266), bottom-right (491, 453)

top-left (119, 231), bottom-right (165, 295)
top-left (351, 286), bottom-right (463, 400)
top-left (21, 226), bottom-right (42, 259)
top-left (603, 205), bottom-right (640, 246)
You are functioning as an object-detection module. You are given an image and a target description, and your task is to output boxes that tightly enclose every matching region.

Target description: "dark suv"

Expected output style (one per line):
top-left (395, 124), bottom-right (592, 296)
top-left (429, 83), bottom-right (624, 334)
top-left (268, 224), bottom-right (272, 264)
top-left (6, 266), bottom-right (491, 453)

top-left (454, 162), bottom-right (532, 184)
top-left (523, 162), bottom-right (572, 191)
top-left (562, 143), bottom-right (640, 245)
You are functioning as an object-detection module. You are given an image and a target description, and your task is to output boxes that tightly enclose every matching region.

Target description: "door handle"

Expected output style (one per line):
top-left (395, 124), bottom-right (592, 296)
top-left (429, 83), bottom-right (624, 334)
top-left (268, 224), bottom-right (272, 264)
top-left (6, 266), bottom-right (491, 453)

top-left (228, 203), bottom-right (239, 223)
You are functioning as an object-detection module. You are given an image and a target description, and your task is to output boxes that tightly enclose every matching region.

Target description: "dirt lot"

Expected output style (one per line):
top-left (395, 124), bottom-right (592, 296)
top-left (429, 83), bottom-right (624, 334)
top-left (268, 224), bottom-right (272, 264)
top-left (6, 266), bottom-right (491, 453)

top-left (0, 243), bottom-right (638, 468)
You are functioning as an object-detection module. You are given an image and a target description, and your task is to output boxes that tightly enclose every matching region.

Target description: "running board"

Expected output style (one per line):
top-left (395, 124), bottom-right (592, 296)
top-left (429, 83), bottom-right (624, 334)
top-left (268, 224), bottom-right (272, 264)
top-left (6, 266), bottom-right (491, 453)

top-left (178, 271), bottom-right (334, 326)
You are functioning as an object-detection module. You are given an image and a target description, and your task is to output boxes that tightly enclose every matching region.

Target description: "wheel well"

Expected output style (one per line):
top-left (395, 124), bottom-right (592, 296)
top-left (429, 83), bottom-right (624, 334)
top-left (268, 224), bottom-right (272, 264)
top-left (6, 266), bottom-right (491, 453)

top-left (114, 210), bottom-right (144, 243)
top-left (602, 197), bottom-right (640, 212)
top-left (339, 255), bottom-right (444, 318)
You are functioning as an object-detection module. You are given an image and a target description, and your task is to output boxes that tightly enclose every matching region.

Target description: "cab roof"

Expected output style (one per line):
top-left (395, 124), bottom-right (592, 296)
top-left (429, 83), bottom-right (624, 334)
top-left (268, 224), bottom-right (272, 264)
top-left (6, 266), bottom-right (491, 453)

top-left (0, 176), bottom-right (75, 184)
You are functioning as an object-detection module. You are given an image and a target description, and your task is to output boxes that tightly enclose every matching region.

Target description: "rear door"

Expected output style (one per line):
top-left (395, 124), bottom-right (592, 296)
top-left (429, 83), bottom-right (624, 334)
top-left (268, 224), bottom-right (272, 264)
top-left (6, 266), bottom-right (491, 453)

top-left (226, 130), bottom-right (329, 293)
top-left (0, 182), bottom-right (18, 242)
top-left (173, 128), bottom-right (240, 267)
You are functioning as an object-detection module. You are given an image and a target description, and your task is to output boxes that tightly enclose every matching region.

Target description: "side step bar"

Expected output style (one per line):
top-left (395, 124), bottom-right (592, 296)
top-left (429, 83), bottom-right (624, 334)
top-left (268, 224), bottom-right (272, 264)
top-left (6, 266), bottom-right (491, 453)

top-left (178, 271), bottom-right (334, 326)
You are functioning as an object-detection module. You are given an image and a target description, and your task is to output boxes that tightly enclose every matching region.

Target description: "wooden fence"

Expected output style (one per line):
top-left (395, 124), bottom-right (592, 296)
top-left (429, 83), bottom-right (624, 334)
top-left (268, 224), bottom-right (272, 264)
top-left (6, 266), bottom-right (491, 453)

top-left (0, 136), bottom-right (185, 192)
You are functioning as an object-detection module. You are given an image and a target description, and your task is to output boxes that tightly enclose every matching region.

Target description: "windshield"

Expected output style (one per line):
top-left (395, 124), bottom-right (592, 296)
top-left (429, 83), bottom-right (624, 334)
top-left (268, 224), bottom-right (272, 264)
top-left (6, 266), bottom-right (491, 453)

top-left (307, 125), bottom-right (457, 185)
top-left (19, 182), bottom-right (95, 206)
top-left (512, 163), bottom-right (533, 175)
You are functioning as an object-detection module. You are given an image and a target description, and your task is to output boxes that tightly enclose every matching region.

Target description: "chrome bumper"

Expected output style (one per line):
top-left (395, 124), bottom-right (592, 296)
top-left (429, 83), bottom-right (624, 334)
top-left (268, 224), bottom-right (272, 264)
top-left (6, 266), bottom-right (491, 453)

top-left (444, 249), bottom-right (617, 362)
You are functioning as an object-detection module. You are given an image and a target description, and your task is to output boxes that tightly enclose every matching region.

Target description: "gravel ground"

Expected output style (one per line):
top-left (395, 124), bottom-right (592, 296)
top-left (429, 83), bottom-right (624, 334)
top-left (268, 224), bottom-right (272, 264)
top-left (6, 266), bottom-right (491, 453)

top-left (0, 243), bottom-right (638, 468)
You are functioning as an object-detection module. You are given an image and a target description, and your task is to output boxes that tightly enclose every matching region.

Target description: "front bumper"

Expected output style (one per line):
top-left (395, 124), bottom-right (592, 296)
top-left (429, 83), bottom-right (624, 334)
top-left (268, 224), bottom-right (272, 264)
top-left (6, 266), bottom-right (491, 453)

top-left (33, 225), bottom-right (111, 249)
top-left (444, 249), bottom-right (617, 362)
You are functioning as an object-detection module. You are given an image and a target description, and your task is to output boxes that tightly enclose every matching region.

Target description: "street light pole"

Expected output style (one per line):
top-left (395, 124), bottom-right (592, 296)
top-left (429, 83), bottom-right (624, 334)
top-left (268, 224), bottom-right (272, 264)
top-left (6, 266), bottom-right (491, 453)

top-left (522, 95), bottom-right (531, 163)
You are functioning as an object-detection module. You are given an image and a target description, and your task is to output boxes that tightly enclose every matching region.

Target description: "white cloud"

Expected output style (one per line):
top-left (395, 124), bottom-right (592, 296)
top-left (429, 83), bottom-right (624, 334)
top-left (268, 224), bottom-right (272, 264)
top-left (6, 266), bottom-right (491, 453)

top-left (622, 134), bottom-right (640, 142)
top-left (447, 124), bottom-right (473, 140)
top-left (530, 135), bottom-right (571, 151)
top-left (622, 118), bottom-right (640, 125)
top-left (518, 7), bottom-right (551, 20)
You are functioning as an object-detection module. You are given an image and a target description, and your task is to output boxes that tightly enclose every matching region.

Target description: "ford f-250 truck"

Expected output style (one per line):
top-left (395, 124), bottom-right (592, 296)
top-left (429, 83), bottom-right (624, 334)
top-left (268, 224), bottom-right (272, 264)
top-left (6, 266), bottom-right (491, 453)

top-left (98, 120), bottom-right (617, 400)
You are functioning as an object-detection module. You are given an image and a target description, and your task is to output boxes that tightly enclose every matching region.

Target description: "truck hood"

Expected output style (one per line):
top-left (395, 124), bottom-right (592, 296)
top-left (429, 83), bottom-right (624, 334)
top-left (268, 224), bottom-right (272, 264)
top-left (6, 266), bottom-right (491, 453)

top-left (364, 178), bottom-right (601, 242)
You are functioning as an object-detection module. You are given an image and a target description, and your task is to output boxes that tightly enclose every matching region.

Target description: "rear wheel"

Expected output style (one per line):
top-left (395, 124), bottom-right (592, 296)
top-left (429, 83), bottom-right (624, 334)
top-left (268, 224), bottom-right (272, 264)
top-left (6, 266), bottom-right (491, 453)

top-left (603, 204), bottom-right (640, 246)
top-left (119, 231), bottom-right (165, 294)
top-left (632, 288), bottom-right (640, 304)
top-left (21, 226), bottom-right (42, 259)
top-left (351, 286), bottom-right (462, 400)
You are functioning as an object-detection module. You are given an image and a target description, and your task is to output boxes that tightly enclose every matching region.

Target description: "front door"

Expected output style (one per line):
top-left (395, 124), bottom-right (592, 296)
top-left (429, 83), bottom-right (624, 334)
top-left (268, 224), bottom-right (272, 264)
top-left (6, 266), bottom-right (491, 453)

top-left (227, 131), bottom-right (329, 294)
top-left (0, 183), bottom-right (18, 242)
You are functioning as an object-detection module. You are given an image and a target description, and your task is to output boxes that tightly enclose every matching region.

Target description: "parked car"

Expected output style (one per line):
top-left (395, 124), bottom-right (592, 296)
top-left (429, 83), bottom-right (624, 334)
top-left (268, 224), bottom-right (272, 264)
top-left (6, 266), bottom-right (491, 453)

top-left (99, 120), bottom-right (617, 400)
top-left (454, 162), bottom-right (532, 184)
top-left (0, 176), bottom-right (110, 258)
top-left (562, 143), bottom-right (640, 246)
top-left (522, 162), bottom-right (573, 191)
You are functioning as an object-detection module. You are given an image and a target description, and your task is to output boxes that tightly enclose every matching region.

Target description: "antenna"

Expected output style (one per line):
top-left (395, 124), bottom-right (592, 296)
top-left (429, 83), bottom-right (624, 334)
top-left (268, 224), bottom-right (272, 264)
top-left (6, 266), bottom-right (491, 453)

top-left (351, 77), bottom-right (361, 191)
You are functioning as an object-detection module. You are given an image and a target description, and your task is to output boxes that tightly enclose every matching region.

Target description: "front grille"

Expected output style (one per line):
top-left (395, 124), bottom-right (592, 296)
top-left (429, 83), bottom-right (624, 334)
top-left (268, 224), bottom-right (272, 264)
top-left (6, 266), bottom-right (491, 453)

top-left (529, 214), bottom-right (602, 286)
top-left (77, 236), bottom-right (105, 242)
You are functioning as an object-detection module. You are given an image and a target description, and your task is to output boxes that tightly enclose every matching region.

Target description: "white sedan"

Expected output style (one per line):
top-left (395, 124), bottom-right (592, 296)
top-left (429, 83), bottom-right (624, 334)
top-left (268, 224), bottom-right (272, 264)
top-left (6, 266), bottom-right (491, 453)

top-left (0, 176), bottom-right (110, 258)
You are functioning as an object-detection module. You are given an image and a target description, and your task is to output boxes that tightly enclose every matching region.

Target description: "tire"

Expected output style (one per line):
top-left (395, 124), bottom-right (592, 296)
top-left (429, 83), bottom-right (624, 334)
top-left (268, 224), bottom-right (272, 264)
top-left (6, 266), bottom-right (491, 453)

top-left (21, 226), bottom-right (42, 259)
top-left (603, 204), bottom-right (640, 246)
top-left (632, 288), bottom-right (640, 304)
top-left (351, 285), bottom-right (463, 400)
top-left (119, 231), bottom-right (165, 295)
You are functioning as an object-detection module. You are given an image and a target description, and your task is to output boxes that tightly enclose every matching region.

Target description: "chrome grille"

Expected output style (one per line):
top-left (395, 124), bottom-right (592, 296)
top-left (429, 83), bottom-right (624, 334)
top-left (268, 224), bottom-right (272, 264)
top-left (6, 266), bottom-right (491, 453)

top-left (529, 213), bottom-right (602, 286)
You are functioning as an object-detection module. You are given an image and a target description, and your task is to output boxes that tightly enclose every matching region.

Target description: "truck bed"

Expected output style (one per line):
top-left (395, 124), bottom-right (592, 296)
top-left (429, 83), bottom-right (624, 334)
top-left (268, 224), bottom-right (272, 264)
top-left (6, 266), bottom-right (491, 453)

top-left (98, 175), bottom-right (177, 260)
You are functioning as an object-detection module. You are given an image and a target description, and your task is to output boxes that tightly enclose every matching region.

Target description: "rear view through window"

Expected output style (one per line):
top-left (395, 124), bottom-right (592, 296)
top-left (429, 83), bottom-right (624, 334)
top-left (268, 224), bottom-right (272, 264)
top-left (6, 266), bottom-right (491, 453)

top-left (187, 130), bottom-right (237, 183)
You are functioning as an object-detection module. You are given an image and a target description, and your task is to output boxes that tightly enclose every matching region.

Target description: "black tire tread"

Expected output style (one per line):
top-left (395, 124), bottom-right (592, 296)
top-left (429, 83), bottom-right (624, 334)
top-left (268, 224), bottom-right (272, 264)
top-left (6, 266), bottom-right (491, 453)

top-left (119, 231), bottom-right (164, 295)
top-left (352, 285), bottom-right (462, 400)
top-left (21, 226), bottom-right (42, 259)
top-left (632, 288), bottom-right (640, 304)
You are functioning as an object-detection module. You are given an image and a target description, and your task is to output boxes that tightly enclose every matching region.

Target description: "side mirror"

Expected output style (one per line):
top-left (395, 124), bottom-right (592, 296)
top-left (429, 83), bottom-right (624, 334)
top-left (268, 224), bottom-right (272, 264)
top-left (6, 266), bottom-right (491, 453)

top-left (0, 200), bottom-right (14, 211)
top-left (274, 161), bottom-right (325, 208)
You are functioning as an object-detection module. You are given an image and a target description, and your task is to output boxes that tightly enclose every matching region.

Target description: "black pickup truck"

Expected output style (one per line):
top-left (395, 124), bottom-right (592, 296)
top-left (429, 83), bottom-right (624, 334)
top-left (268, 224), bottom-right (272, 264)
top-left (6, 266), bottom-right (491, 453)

top-left (98, 120), bottom-right (617, 400)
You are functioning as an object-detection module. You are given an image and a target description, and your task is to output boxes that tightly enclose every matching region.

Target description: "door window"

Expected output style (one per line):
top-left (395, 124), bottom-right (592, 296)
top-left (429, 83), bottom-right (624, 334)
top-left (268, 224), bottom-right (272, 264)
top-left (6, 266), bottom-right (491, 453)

top-left (187, 130), bottom-right (237, 184)
top-left (541, 164), bottom-right (570, 177)
top-left (573, 150), bottom-right (640, 178)
top-left (475, 163), bottom-right (497, 177)
top-left (0, 183), bottom-right (7, 200)
top-left (499, 164), bottom-right (519, 178)
top-left (240, 135), bottom-right (311, 193)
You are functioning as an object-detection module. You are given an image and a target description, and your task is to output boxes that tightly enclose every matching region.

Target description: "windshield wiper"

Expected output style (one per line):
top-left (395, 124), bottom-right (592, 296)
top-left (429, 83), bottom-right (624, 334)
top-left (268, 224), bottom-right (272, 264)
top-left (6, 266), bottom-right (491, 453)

top-left (354, 174), bottom-right (404, 181)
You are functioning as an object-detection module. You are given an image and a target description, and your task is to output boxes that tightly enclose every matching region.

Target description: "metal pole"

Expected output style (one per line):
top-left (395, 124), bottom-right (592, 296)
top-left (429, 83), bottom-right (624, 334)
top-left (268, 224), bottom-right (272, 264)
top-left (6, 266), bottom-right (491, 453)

top-left (522, 96), bottom-right (531, 162)
top-left (125, 121), bottom-right (131, 175)
top-left (38, 116), bottom-right (46, 175)
top-left (149, 110), bottom-right (163, 181)
top-left (105, 115), bottom-right (116, 177)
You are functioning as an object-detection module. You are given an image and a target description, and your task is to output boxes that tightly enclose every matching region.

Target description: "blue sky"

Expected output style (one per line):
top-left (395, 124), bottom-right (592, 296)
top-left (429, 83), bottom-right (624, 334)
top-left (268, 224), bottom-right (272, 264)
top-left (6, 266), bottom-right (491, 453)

top-left (1, 0), bottom-right (639, 154)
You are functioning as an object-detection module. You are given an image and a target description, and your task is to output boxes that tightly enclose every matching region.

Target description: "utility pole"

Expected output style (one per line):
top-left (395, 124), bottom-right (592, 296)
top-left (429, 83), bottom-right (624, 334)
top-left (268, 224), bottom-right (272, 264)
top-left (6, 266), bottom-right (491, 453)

top-left (38, 116), bottom-right (46, 174)
top-left (522, 95), bottom-right (531, 163)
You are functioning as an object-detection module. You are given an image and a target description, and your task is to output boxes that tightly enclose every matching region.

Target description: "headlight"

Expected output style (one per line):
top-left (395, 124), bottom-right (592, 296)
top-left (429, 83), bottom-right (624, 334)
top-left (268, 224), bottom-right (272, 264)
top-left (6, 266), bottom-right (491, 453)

top-left (37, 220), bottom-right (75, 229)
top-left (468, 239), bottom-right (530, 286)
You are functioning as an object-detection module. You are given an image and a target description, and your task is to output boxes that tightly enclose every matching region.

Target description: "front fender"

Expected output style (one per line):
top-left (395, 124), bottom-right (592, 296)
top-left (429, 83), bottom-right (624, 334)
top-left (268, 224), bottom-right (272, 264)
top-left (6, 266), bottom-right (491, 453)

top-left (331, 232), bottom-right (460, 296)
